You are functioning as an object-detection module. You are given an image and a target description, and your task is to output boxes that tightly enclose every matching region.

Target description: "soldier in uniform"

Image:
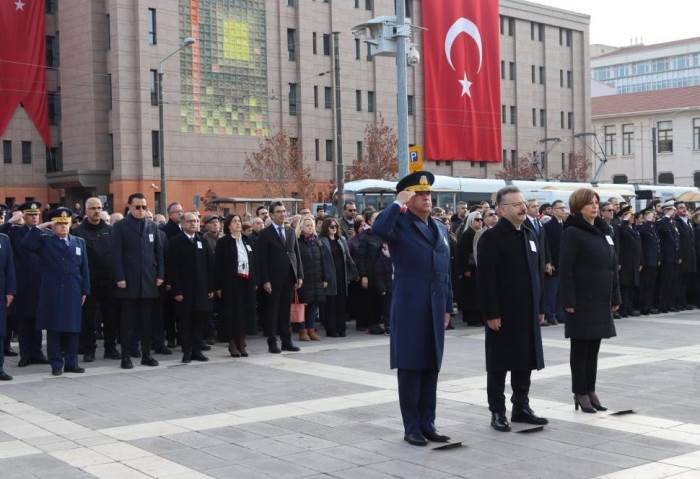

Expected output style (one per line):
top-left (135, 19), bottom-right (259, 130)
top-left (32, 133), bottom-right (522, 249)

top-left (0, 231), bottom-right (16, 380)
top-left (674, 201), bottom-right (696, 310)
top-left (639, 209), bottom-right (661, 315)
top-left (372, 171), bottom-right (452, 447)
top-left (23, 208), bottom-right (90, 375)
top-left (657, 201), bottom-right (681, 313)
top-left (0, 203), bottom-right (49, 366)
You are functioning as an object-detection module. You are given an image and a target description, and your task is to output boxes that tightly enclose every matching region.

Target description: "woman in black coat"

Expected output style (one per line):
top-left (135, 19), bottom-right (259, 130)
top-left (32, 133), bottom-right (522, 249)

top-left (215, 214), bottom-right (256, 358)
top-left (319, 217), bottom-right (358, 337)
top-left (456, 211), bottom-right (483, 325)
top-left (617, 207), bottom-right (642, 317)
top-left (296, 215), bottom-right (332, 341)
top-left (559, 188), bottom-right (621, 413)
top-left (356, 211), bottom-right (386, 334)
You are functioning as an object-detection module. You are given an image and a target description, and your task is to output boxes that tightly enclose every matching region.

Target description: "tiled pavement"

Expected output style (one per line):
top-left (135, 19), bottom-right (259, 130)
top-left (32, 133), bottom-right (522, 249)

top-left (2, 312), bottom-right (700, 478)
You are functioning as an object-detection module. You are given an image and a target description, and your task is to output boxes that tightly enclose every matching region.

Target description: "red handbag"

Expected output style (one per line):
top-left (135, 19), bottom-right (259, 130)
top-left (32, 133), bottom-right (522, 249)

top-left (290, 290), bottom-right (306, 324)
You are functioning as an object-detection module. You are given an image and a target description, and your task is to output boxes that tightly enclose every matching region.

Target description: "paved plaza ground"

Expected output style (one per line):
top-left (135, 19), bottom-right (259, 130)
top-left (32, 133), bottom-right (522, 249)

top-left (1, 312), bottom-right (700, 478)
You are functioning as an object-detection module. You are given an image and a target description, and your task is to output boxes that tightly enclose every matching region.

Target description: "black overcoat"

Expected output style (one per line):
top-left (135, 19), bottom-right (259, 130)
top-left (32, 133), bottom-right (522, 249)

top-left (559, 215), bottom-right (620, 340)
top-left (214, 234), bottom-right (257, 335)
top-left (639, 222), bottom-right (660, 267)
top-left (167, 232), bottom-right (214, 313)
top-left (618, 224), bottom-right (642, 287)
top-left (477, 218), bottom-right (545, 372)
top-left (297, 236), bottom-right (331, 304)
top-left (0, 224), bottom-right (40, 317)
top-left (543, 218), bottom-right (563, 275)
top-left (675, 217), bottom-right (696, 274)
top-left (318, 236), bottom-right (357, 296)
top-left (657, 217), bottom-right (680, 265)
top-left (111, 215), bottom-right (164, 299)
top-left (455, 227), bottom-right (478, 312)
top-left (356, 229), bottom-right (384, 288)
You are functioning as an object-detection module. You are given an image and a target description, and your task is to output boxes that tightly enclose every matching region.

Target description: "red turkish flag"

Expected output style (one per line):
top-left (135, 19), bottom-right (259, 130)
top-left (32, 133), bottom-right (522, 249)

top-left (422, 0), bottom-right (501, 162)
top-left (0, 0), bottom-right (51, 146)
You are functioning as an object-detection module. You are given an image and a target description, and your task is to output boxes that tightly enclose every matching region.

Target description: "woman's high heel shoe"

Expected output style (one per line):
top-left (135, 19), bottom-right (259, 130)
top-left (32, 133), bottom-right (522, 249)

top-left (574, 394), bottom-right (597, 413)
top-left (588, 392), bottom-right (607, 411)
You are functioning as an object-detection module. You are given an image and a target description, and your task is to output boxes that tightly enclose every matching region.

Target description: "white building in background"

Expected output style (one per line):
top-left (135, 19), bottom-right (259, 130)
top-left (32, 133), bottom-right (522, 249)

top-left (592, 85), bottom-right (700, 186)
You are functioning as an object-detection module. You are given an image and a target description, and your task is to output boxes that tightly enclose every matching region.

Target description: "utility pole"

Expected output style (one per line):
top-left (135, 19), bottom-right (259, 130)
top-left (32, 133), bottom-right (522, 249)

top-left (332, 32), bottom-right (344, 211)
top-left (395, 0), bottom-right (409, 177)
top-left (157, 70), bottom-right (166, 214)
top-left (651, 126), bottom-right (658, 184)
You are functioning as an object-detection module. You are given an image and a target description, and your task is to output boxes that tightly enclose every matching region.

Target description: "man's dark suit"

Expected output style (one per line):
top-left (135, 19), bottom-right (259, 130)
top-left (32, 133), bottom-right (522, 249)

top-left (159, 220), bottom-right (181, 346)
top-left (256, 223), bottom-right (303, 348)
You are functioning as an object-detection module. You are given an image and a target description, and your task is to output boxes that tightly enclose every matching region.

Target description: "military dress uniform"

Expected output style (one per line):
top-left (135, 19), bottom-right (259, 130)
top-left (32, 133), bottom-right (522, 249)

top-left (372, 171), bottom-right (453, 446)
top-left (22, 209), bottom-right (90, 375)
top-left (657, 207), bottom-right (681, 313)
top-left (638, 212), bottom-right (661, 315)
top-left (0, 233), bottom-right (16, 380)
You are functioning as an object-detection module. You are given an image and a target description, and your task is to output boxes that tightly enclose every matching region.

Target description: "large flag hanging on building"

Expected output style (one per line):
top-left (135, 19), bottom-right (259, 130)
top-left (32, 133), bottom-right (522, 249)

top-left (0, 0), bottom-right (51, 146)
top-left (422, 0), bottom-right (501, 162)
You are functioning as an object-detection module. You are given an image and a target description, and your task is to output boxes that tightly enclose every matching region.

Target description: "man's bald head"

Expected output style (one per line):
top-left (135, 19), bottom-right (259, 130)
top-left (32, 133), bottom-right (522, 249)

top-left (85, 197), bottom-right (103, 224)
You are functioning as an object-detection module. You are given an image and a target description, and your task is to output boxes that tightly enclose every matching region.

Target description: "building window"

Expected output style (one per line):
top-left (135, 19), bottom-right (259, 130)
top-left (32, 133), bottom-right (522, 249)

top-left (532, 108), bottom-right (537, 127)
top-left (365, 0), bottom-right (373, 10)
top-left (509, 62), bottom-right (515, 80)
top-left (561, 152), bottom-right (566, 170)
top-left (508, 17), bottom-right (515, 36)
top-left (622, 124), bottom-right (634, 155)
top-left (106, 14), bottom-right (111, 50)
top-left (657, 121), bottom-right (673, 153)
top-left (21, 141), bottom-right (31, 165)
top-left (658, 172), bottom-right (674, 184)
top-left (46, 144), bottom-right (62, 173)
top-left (355, 38), bottom-right (360, 60)
top-left (567, 112), bottom-right (573, 130)
top-left (560, 70), bottom-right (564, 87)
top-left (46, 35), bottom-right (59, 67)
top-left (48, 92), bottom-right (61, 125)
top-left (2, 140), bottom-right (11, 164)
top-left (560, 111), bottom-right (565, 129)
top-left (315, 139), bottom-right (320, 162)
top-left (287, 0), bottom-right (295, 6)
top-left (539, 109), bottom-right (545, 127)
top-left (566, 29), bottom-right (572, 47)
top-left (567, 70), bottom-right (573, 88)
top-left (501, 61), bottom-right (505, 80)
top-left (500, 16), bottom-right (505, 35)
top-left (148, 8), bottom-right (157, 45)
top-left (531, 22), bottom-right (543, 41)
top-left (531, 65), bottom-right (536, 83)
top-left (287, 29), bottom-right (296, 61)
top-left (366, 42), bottom-right (373, 61)
top-left (323, 34), bottom-right (331, 56)
top-left (313, 85), bottom-right (318, 108)
top-left (108, 133), bottom-right (114, 170)
top-left (288, 83), bottom-right (297, 116)
top-left (355, 90), bottom-right (362, 111)
top-left (107, 73), bottom-right (112, 110)
top-left (407, 95), bottom-right (414, 116)
top-left (312, 32), bottom-right (317, 55)
top-left (324, 87), bottom-right (332, 109)
top-left (694, 172), bottom-right (700, 188)
top-left (511, 150), bottom-right (517, 166)
top-left (604, 125), bottom-right (616, 156)
top-left (325, 139), bottom-right (334, 162)
top-left (46, 0), bottom-right (57, 14)
top-left (612, 174), bottom-right (628, 184)
top-left (539, 66), bottom-right (545, 84)
top-left (149, 69), bottom-right (158, 106)
top-left (151, 131), bottom-right (160, 167)
top-left (367, 91), bottom-right (375, 112)
top-left (693, 118), bottom-right (700, 150)
top-left (356, 141), bottom-right (363, 161)
top-left (510, 106), bottom-right (517, 125)
top-left (501, 105), bottom-right (506, 124)
top-left (355, 0), bottom-right (359, 7)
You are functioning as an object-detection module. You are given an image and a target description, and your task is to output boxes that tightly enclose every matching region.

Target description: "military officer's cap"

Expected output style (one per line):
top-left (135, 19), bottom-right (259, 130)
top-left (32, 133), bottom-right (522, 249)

top-left (203, 214), bottom-right (221, 224)
top-left (50, 207), bottom-right (73, 225)
top-left (618, 205), bottom-right (633, 216)
top-left (396, 171), bottom-right (435, 194)
top-left (662, 200), bottom-right (677, 211)
top-left (18, 201), bottom-right (42, 214)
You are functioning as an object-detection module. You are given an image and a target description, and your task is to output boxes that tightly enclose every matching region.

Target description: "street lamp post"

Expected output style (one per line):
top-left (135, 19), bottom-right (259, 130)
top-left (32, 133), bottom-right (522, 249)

top-left (157, 37), bottom-right (195, 214)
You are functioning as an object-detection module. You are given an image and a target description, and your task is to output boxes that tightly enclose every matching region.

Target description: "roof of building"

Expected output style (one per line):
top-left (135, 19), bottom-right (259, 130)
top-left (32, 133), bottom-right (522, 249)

top-left (592, 85), bottom-right (700, 117)
top-left (594, 36), bottom-right (700, 60)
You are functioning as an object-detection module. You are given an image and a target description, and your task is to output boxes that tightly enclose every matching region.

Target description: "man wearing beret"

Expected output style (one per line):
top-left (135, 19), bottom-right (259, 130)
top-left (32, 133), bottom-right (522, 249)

top-left (22, 208), bottom-right (90, 375)
top-left (372, 171), bottom-right (452, 447)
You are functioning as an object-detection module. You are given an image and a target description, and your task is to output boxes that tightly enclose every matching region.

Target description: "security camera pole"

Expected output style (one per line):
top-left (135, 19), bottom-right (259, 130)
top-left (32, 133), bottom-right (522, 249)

top-left (395, 1), bottom-right (410, 178)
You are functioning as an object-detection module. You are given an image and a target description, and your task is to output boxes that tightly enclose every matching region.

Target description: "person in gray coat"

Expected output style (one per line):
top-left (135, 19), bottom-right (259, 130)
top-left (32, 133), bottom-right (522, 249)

top-left (112, 193), bottom-right (164, 369)
top-left (559, 188), bottom-right (621, 414)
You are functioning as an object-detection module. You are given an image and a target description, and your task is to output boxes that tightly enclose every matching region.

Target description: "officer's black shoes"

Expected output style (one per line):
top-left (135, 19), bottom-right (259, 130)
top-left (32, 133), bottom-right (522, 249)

top-left (630, 310), bottom-right (641, 317)
top-left (141, 357), bottom-right (159, 367)
top-left (65, 367), bottom-right (85, 374)
top-left (121, 358), bottom-right (134, 369)
top-left (547, 318), bottom-right (558, 326)
top-left (104, 349), bottom-right (121, 360)
top-left (404, 433), bottom-right (429, 446)
top-left (167, 340), bottom-right (177, 349)
top-left (17, 358), bottom-right (31, 367)
top-left (83, 353), bottom-right (95, 363)
top-left (511, 406), bottom-right (548, 425)
top-left (491, 412), bottom-right (511, 432)
top-left (281, 342), bottom-right (300, 352)
top-left (33, 356), bottom-right (49, 365)
top-left (268, 339), bottom-right (281, 354)
top-left (5, 348), bottom-right (17, 357)
top-left (422, 429), bottom-right (450, 443)
top-left (191, 353), bottom-right (209, 362)
top-left (154, 347), bottom-right (172, 355)
top-left (51, 368), bottom-right (62, 376)
top-left (201, 344), bottom-right (212, 351)
top-left (0, 371), bottom-right (12, 381)
top-left (181, 354), bottom-right (191, 364)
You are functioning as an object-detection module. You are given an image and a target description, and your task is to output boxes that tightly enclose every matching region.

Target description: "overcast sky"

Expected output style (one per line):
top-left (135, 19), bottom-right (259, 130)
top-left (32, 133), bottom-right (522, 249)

top-left (531, 0), bottom-right (700, 46)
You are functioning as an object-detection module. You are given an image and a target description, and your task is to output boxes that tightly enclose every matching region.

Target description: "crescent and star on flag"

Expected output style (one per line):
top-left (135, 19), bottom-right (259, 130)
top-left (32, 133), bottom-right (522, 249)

top-left (14, 0), bottom-right (26, 11)
top-left (444, 17), bottom-right (484, 97)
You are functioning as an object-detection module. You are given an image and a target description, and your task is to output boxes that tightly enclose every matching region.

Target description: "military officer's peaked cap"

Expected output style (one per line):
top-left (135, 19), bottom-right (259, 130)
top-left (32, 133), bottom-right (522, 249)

top-left (662, 200), bottom-right (677, 210)
top-left (203, 214), bottom-right (221, 224)
top-left (18, 201), bottom-right (42, 214)
top-left (618, 205), bottom-right (633, 216)
top-left (50, 207), bottom-right (73, 225)
top-left (396, 171), bottom-right (435, 194)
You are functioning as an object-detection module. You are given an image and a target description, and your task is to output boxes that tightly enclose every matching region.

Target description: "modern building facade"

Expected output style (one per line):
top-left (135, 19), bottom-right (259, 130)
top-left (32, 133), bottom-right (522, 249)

top-left (592, 37), bottom-right (700, 95)
top-left (592, 85), bottom-right (700, 186)
top-left (0, 0), bottom-right (591, 211)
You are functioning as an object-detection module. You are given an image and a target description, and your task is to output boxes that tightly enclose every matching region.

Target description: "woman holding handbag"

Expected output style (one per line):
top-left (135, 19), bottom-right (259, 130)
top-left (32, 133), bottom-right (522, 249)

top-left (296, 215), bottom-right (332, 341)
top-left (215, 214), bottom-right (257, 357)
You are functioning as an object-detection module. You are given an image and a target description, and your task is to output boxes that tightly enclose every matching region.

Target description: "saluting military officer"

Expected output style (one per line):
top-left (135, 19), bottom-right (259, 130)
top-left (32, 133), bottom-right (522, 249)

top-left (657, 201), bottom-right (681, 313)
top-left (22, 208), bottom-right (90, 376)
top-left (372, 171), bottom-right (453, 447)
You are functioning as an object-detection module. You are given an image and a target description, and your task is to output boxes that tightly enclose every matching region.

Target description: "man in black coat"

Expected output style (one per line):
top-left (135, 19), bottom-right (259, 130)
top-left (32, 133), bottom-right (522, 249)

top-left (256, 201), bottom-right (304, 353)
top-left (617, 207), bottom-right (642, 317)
top-left (160, 202), bottom-right (184, 240)
top-left (639, 209), bottom-right (660, 315)
top-left (167, 212), bottom-right (214, 363)
top-left (477, 187), bottom-right (547, 433)
top-left (543, 200), bottom-right (566, 325)
top-left (524, 199), bottom-right (550, 277)
top-left (72, 197), bottom-right (120, 361)
top-left (112, 193), bottom-right (165, 369)
top-left (160, 202), bottom-right (184, 348)
top-left (674, 201), bottom-right (696, 309)
top-left (657, 202), bottom-right (681, 313)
